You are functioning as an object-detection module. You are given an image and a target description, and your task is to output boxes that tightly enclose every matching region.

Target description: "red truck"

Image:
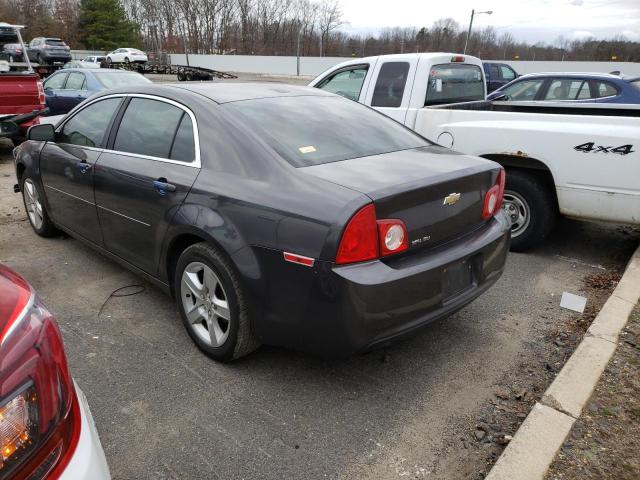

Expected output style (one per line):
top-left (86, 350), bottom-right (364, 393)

top-left (0, 24), bottom-right (48, 145)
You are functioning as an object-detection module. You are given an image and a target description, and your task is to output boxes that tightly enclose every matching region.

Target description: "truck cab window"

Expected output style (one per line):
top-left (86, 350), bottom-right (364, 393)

top-left (371, 62), bottom-right (410, 108)
top-left (500, 65), bottom-right (516, 81)
top-left (316, 66), bottom-right (368, 101)
top-left (425, 63), bottom-right (484, 106)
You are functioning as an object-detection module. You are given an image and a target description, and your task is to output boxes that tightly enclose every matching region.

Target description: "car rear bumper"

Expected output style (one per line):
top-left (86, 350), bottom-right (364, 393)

top-left (59, 383), bottom-right (110, 480)
top-left (244, 212), bottom-right (510, 357)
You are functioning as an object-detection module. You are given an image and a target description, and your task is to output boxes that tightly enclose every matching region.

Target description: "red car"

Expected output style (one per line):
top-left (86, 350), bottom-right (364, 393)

top-left (0, 264), bottom-right (110, 479)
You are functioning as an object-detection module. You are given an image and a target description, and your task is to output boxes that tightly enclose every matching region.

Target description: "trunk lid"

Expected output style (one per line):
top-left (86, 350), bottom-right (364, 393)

top-left (300, 146), bottom-right (500, 248)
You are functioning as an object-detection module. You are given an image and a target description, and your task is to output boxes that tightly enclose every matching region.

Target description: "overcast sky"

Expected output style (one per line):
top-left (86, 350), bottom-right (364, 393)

top-left (338, 0), bottom-right (640, 44)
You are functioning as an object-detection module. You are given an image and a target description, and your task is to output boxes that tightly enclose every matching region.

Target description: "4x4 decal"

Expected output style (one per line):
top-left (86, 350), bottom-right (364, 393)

top-left (574, 142), bottom-right (634, 155)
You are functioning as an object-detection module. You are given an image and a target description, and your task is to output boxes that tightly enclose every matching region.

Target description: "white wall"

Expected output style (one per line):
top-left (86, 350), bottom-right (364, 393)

top-left (72, 50), bottom-right (640, 78)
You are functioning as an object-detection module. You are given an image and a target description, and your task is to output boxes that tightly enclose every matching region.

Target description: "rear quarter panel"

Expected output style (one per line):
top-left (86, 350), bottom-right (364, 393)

top-left (414, 107), bottom-right (640, 224)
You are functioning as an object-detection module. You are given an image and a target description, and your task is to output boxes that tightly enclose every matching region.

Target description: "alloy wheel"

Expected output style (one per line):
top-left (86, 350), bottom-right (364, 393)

top-left (181, 262), bottom-right (231, 347)
top-left (23, 179), bottom-right (44, 230)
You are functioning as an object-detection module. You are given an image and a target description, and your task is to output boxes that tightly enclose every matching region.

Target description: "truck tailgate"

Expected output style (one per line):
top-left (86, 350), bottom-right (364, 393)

top-left (0, 74), bottom-right (43, 115)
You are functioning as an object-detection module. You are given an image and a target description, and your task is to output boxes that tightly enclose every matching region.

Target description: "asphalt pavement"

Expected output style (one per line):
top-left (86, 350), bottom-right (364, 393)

top-left (1, 136), bottom-right (637, 479)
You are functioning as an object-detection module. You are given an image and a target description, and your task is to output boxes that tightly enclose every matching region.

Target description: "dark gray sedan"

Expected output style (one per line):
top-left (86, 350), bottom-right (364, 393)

top-left (12, 84), bottom-right (510, 361)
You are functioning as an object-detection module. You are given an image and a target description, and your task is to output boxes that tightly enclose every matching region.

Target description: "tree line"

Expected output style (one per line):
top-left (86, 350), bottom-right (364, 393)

top-left (1, 0), bottom-right (639, 61)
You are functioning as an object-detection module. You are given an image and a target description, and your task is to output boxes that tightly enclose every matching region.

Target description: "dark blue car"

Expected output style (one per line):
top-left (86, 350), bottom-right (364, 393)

top-left (42, 68), bottom-right (151, 115)
top-left (487, 72), bottom-right (640, 103)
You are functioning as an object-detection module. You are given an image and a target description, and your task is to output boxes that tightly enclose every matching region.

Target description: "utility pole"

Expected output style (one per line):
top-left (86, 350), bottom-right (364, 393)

top-left (464, 9), bottom-right (493, 55)
top-left (296, 23), bottom-right (302, 76)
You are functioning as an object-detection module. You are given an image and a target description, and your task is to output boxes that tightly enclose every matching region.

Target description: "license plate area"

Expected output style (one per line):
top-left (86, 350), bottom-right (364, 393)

top-left (442, 259), bottom-right (474, 302)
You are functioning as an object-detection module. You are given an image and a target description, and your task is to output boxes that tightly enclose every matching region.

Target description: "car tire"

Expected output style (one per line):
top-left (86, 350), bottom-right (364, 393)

top-left (124, 57), bottom-right (130, 64)
top-left (502, 169), bottom-right (556, 252)
top-left (36, 53), bottom-right (44, 65)
top-left (175, 242), bottom-right (260, 362)
top-left (106, 57), bottom-right (112, 66)
top-left (20, 175), bottom-right (58, 237)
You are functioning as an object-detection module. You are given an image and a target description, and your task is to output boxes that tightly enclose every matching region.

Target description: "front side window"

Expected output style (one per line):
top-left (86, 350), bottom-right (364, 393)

top-left (43, 72), bottom-right (67, 90)
top-left (501, 79), bottom-right (544, 101)
top-left (58, 97), bottom-right (121, 147)
top-left (226, 96), bottom-right (429, 168)
top-left (595, 81), bottom-right (618, 98)
top-left (371, 62), bottom-right (410, 108)
top-left (65, 72), bottom-right (86, 90)
top-left (114, 98), bottom-right (195, 161)
top-left (500, 65), bottom-right (516, 81)
top-left (316, 66), bottom-right (368, 101)
top-left (545, 79), bottom-right (592, 100)
top-left (425, 63), bottom-right (484, 106)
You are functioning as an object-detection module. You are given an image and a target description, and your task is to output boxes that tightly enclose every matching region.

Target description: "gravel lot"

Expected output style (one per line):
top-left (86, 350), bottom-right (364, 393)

top-left (1, 103), bottom-right (638, 480)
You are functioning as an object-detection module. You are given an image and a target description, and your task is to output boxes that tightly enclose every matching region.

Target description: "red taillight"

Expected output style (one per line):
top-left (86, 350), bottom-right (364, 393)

top-left (36, 81), bottom-right (46, 107)
top-left (482, 169), bottom-right (506, 220)
top-left (0, 265), bottom-right (80, 480)
top-left (336, 204), bottom-right (409, 265)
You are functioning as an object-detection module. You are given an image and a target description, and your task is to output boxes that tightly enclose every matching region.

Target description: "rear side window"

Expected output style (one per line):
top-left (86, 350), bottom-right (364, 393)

top-left (114, 98), bottom-right (195, 161)
top-left (425, 63), bottom-right (484, 106)
top-left (58, 97), bottom-right (121, 147)
top-left (169, 114), bottom-right (195, 162)
top-left (594, 81), bottom-right (618, 98)
top-left (316, 66), bottom-right (368, 101)
top-left (65, 72), bottom-right (86, 90)
top-left (43, 72), bottom-right (67, 90)
top-left (371, 62), bottom-right (410, 108)
top-left (545, 79), bottom-right (592, 100)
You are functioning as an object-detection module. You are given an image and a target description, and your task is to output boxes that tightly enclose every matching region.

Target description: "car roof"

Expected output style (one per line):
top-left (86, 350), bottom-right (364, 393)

top-left (517, 72), bottom-right (623, 80)
top-left (157, 82), bottom-right (336, 104)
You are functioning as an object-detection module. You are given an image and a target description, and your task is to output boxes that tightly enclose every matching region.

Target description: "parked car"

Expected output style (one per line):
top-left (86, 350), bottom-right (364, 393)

top-left (0, 263), bottom-right (110, 479)
top-left (483, 62), bottom-right (518, 93)
top-left (42, 68), bottom-right (151, 115)
top-left (309, 53), bottom-right (487, 124)
top-left (63, 61), bottom-right (99, 69)
top-left (105, 48), bottom-right (148, 64)
top-left (0, 23), bottom-right (18, 43)
top-left (14, 83), bottom-right (510, 361)
top-left (81, 55), bottom-right (106, 64)
top-left (26, 37), bottom-right (72, 65)
top-left (486, 72), bottom-right (640, 103)
top-left (1, 43), bottom-right (24, 62)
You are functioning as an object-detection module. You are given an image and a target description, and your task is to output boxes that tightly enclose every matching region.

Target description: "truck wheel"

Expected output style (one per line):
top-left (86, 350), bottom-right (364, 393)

top-left (185, 71), bottom-right (193, 81)
top-left (177, 70), bottom-right (186, 81)
top-left (502, 169), bottom-right (556, 252)
top-left (175, 243), bottom-right (260, 362)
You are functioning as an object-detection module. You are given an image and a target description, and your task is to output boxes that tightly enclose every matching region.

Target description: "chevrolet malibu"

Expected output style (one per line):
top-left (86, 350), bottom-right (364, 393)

top-left (12, 84), bottom-right (510, 361)
top-left (0, 263), bottom-right (110, 479)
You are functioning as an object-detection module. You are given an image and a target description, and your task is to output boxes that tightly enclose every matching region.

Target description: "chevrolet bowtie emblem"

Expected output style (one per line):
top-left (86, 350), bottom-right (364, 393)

top-left (443, 193), bottom-right (461, 206)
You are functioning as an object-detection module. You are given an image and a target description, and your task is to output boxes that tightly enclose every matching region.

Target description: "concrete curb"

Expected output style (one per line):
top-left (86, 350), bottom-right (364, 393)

top-left (486, 244), bottom-right (640, 480)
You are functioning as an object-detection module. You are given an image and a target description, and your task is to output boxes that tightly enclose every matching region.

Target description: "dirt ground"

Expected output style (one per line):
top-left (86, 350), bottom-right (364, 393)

top-left (545, 305), bottom-right (640, 480)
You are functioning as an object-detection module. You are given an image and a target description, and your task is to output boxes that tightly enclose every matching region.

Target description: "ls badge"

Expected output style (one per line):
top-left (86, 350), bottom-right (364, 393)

top-left (443, 192), bottom-right (461, 206)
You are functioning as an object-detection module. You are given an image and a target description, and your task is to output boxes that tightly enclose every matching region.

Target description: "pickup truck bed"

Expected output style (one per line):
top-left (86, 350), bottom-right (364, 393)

top-left (418, 101), bottom-right (640, 250)
top-left (0, 72), bottom-right (46, 144)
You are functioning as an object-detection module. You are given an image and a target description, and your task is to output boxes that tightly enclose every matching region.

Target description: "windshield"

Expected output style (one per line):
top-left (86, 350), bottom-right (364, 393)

top-left (94, 72), bottom-right (151, 88)
top-left (226, 96), bottom-right (430, 167)
top-left (425, 63), bottom-right (485, 105)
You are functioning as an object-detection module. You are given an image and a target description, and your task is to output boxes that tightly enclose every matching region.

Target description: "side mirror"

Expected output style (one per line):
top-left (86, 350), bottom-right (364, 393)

top-left (27, 123), bottom-right (55, 142)
top-left (0, 121), bottom-right (19, 138)
top-left (487, 91), bottom-right (507, 101)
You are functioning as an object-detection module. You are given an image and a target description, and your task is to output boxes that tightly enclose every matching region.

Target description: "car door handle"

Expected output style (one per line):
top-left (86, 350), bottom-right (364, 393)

top-left (77, 162), bottom-right (92, 174)
top-left (153, 179), bottom-right (176, 195)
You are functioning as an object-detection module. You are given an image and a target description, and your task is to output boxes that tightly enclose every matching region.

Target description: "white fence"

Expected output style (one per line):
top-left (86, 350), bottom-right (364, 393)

top-left (70, 50), bottom-right (640, 78)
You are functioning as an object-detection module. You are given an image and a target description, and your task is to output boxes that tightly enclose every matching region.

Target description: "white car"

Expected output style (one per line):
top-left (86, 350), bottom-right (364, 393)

top-left (105, 48), bottom-right (147, 64)
top-left (0, 263), bottom-right (111, 479)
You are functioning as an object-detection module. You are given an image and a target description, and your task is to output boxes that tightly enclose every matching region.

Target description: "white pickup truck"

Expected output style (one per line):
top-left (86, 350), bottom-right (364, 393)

top-left (310, 53), bottom-right (640, 251)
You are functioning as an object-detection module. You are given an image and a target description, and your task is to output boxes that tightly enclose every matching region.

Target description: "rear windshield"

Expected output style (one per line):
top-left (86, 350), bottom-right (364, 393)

top-left (425, 63), bottom-right (485, 105)
top-left (94, 72), bottom-right (151, 88)
top-left (226, 96), bottom-right (429, 167)
top-left (45, 39), bottom-right (65, 46)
